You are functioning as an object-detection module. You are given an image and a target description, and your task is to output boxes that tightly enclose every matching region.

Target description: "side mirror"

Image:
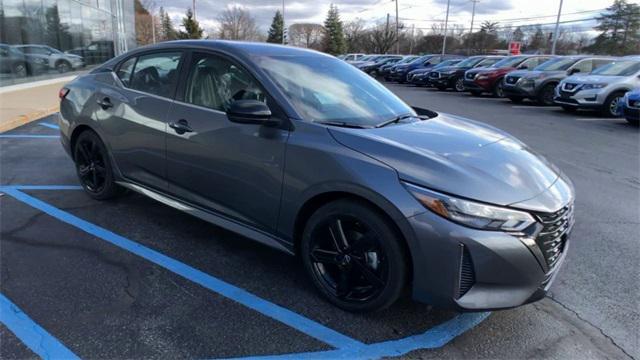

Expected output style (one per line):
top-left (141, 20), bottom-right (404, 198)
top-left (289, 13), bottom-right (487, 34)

top-left (227, 100), bottom-right (278, 126)
top-left (411, 106), bottom-right (438, 118)
top-left (568, 68), bottom-right (580, 75)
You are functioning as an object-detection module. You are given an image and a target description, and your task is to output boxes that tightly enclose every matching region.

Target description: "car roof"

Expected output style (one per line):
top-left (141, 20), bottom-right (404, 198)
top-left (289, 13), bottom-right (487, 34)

top-left (138, 40), bottom-right (332, 58)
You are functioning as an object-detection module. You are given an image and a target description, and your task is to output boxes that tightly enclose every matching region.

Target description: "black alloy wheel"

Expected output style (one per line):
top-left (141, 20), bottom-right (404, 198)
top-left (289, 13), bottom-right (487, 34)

top-left (454, 77), bottom-right (465, 92)
top-left (301, 200), bottom-right (407, 312)
top-left (538, 83), bottom-right (556, 106)
top-left (73, 130), bottom-right (120, 200)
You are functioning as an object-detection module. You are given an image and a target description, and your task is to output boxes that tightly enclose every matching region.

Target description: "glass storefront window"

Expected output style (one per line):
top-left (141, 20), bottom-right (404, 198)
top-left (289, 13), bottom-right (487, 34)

top-left (0, 0), bottom-right (135, 87)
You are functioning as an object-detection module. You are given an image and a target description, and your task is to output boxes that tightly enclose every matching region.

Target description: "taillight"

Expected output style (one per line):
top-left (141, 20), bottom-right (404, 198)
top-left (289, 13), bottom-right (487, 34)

top-left (59, 87), bottom-right (70, 100)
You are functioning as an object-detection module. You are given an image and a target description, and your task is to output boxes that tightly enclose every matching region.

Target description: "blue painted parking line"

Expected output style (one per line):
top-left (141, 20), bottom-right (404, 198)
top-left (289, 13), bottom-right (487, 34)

top-left (0, 134), bottom-right (60, 138)
top-left (232, 312), bottom-right (490, 360)
top-left (38, 122), bottom-right (60, 130)
top-left (0, 185), bottom-right (82, 191)
top-left (0, 293), bottom-right (80, 360)
top-left (0, 187), bottom-right (364, 351)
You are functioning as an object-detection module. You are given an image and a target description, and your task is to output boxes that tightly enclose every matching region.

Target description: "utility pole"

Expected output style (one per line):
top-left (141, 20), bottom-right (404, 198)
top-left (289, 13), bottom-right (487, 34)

top-left (442, 0), bottom-right (451, 55)
top-left (282, 0), bottom-right (286, 45)
top-left (551, 0), bottom-right (563, 54)
top-left (468, 0), bottom-right (479, 55)
top-left (395, 0), bottom-right (400, 54)
top-left (192, 0), bottom-right (196, 20)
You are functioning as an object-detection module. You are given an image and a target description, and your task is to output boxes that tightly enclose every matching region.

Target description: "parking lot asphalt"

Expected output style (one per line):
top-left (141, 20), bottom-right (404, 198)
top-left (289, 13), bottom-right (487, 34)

top-left (1, 82), bottom-right (638, 359)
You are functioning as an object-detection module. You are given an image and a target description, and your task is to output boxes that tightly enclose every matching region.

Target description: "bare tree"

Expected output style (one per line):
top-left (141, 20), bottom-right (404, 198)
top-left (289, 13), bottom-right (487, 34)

top-left (217, 6), bottom-right (260, 41)
top-left (289, 23), bottom-right (324, 49)
top-left (367, 21), bottom-right (396, 54)
top-left (344, 19), bottom-right (367, 52)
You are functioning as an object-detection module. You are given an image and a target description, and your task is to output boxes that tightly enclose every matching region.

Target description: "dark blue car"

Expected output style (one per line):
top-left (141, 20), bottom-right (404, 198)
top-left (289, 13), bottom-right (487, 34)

top-left (620, 89), bottom-right (639, 125)
top-left (388, 54), bottom-right (460, 83)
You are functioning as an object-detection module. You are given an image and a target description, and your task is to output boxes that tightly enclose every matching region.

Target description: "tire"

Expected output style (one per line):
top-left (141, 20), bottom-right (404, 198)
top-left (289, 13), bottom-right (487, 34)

top-left (301, 199), bottom-right (408, 312)
top-left (601, 91), bottom-right (625, 117)
top-left (454, 77), bottom-right (465, 92)
top-left (492, 79), bottom-right (505, 98)
top-left (537, 83), bottom-right (557, 106)
top-left (508, 96), bottom-right (524, 104)
top-left (561, 105), bottom-right (577, 113)
top-left (13, 63), bottom-right (27, 78)
top-left (56, 60), bottom-right (71, 73)
top-left (73, 130), bottom-right (121, 200)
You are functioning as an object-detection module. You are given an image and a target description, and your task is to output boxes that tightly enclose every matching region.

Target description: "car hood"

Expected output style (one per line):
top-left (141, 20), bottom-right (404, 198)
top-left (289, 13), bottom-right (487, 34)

top-left (329, 113), bottom-right (563, 208)
top-left (521, 70), bottom-right (565, 79)
top-left (561, 74), bottom-right (625, 84)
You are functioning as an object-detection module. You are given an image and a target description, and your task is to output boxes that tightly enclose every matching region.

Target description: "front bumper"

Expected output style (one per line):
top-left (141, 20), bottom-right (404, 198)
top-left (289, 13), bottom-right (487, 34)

top-left (430, 74), bottom-right (454, 88)
top-left (554, 87), bottom-right (607, 109)
top-left (407, 207), bottom-right (571, 311)
top-left (463, 79), bottom-right (484, 91)
top-left (503, 80), bottom-right (538, 98)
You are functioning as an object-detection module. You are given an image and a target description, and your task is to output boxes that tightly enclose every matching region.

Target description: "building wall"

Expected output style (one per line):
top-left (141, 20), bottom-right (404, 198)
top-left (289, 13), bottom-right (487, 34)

top-left (0, 0), bottom-right (136, 86)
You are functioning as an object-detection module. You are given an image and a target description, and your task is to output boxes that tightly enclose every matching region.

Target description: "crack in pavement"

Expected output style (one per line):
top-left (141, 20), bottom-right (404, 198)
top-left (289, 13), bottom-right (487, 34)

top-left (546, 295), bottom-right (636, 360)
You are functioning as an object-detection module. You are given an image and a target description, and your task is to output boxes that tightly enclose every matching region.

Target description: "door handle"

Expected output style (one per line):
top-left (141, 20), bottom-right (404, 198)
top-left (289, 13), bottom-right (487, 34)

top-left (96, 97), bottom-right (113, 109)
top-left (169, 119), bottom-right (193, 134)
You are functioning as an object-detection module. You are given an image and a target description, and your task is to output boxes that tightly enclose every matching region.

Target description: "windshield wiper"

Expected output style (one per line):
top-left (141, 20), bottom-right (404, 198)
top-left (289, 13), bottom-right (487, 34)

top-left (314, 120), bottom-right (371, 129)
top-left (375, 114), bottom-right (415, 128)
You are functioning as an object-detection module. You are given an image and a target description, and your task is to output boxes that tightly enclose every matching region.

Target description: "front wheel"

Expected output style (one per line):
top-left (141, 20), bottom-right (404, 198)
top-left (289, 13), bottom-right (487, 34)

top-left (493, 80), bottom-right (505, 98)
top-left (73, 130), bottom-right (121, 200)
top-left (537, 83), bottom-right (557, 106)
top-left (301, 199), bottom-right (408, 312)
top-left (601, 91), bottom-right (624, 117)
top-left (454, 77), bottom-right (465, 92)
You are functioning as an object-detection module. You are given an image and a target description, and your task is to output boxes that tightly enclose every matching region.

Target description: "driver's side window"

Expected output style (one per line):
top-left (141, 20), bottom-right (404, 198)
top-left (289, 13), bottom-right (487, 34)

top-left (184, 52), bottom-right (265, 112)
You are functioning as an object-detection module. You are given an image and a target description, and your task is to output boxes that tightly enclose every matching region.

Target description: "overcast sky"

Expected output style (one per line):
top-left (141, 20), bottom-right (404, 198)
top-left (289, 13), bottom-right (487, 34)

top-left (155, 0), bottom-right (614, 35)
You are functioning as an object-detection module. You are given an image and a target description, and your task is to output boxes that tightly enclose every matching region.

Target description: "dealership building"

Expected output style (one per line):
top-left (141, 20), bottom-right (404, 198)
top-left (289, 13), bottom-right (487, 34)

top-left (1, 0), bottom-right (136, 86)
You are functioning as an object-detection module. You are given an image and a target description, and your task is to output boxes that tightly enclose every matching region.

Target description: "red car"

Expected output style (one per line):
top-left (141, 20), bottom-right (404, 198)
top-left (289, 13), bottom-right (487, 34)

top-left (463, 55), bottom-right (554, 97)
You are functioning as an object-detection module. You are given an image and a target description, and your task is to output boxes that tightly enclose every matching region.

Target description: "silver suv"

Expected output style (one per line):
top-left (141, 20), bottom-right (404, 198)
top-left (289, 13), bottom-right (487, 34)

top-left (555, 60), bottom-right (640, 117)
top-left (15, 45), bottom-right (84, 73)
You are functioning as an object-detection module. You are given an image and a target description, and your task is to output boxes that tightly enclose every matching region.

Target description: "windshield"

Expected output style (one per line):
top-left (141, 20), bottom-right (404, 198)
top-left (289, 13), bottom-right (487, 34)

top-left (409, 55), bottom-right (432, 64)
top-left (476, 57), bottom-right (503, 67)
top-left (359, 55), bottom-right (374, 61)
top-left (399, 56), bottom-right (418, 64)
top-left (591, 61), bottom-right (640, 76)
top-left (535, 57), bottom-right (580, 71)
top-left (491, 56), bottom-right (526, 68)
top-left (455, 57), bottom-right (484, 68)
top-left (258, 55), bottom-right (414, 126)
top-left (436, 59), bottom-right (461, 68)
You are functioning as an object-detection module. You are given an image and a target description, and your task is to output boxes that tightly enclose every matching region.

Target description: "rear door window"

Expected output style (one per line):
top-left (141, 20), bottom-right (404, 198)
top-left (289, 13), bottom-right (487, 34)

top-left (116, 57), bottom-right (136, 86)
top-left (129, 52), bottom-right (182, 98)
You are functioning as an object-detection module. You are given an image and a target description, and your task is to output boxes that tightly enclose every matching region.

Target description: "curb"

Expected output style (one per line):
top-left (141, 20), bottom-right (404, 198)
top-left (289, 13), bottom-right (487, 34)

top-left (0, 106), bottom-right (59, 133)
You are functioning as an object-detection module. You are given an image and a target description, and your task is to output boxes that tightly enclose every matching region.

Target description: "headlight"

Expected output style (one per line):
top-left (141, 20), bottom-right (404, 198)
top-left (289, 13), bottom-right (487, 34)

top-left (582, 83), bottom-right (607, 90)
top-left (404, 182), bottom-right (536, 232)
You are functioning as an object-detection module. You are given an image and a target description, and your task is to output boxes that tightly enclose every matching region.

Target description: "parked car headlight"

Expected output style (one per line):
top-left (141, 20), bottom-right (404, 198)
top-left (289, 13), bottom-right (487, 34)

top-left (404, 182), bottom-right (536, 232)
top-left (582, 83), bottom-right (608, 90)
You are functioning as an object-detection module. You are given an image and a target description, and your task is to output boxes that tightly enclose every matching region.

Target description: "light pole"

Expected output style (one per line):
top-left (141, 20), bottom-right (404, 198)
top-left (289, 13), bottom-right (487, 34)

top-left (468, 0), bottom-right (479, 55)
top-left (395, 0), bottom-right (400, 54)
top-left (551, 0), bottom-right (563, 54)
top-left (192, 0), bottom-right (196, 20)
top-left (442, 0), bottom-right (451, 55)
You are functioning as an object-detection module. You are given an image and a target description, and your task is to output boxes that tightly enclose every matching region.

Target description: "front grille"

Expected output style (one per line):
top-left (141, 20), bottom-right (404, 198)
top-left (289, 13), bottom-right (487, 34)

top-left (505, 76), bottom-right (520, 85)
top-left (534, 204), bottom-right (574, 269)
top-left (429, 72), bottom-right (439, 78)
top-left (465, 72), bottom-right (475, 80)
top-left (559, 90), bottom-right (575, 99)
top-left (457, 245), bottom-right (475, 298)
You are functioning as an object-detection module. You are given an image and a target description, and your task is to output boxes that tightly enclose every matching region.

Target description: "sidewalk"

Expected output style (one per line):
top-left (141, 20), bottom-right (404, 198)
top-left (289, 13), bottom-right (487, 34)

top-left (0, 75), bottom-right (77, 133)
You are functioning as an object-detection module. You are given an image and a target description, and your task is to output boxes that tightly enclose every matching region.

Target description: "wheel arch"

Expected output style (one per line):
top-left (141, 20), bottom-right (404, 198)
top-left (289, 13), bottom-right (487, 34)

top-left (69, 124), bottom-right (95, 160)
top-left (292, 190), bottom-right (415, 282)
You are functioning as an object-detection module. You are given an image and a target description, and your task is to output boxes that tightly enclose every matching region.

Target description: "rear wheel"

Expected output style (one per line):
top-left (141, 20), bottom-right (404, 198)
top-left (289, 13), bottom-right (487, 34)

top-left (73, 130), bottom-right (121, 200)
top-left (601, 91), bottom-right (625, 117)
top-left (454, 77), bottom-right (465, 92)
top-left (56, 60), bottom-right (71, 73)
top-left (301, 199), bottom-right (407, 312)
top-left (537, 83), bottom-right (557, 106)
top-left (13, 63), bottom-right (27, 77)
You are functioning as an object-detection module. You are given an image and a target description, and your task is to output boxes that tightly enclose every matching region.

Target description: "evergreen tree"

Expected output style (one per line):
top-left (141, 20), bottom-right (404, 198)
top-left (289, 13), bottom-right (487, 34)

top-left (267, 10), bottom-right (285, 44)
top-left (322, 4), bottom-right (346, 55)
top-left (586, 0), bottom-right (640, 55)
top-left (178, 8), bottom-right (203, 40)
top-left (159, 7), bottom-right (177, 41)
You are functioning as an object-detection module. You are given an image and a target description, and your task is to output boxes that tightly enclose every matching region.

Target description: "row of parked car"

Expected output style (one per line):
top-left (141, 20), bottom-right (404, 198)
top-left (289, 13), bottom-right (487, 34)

top-left (342, 53), bottom-right (640, 125)
top-left (1, 41), bottom-right (115, 79)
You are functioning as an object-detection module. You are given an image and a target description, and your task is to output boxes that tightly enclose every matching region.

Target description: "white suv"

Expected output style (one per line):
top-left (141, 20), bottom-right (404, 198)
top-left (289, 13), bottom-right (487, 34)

top-left (555, 59), bottom-right (640, 117)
